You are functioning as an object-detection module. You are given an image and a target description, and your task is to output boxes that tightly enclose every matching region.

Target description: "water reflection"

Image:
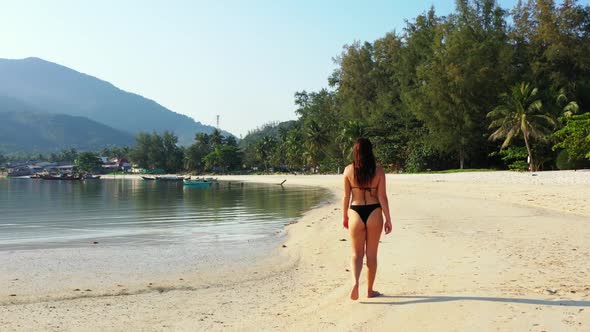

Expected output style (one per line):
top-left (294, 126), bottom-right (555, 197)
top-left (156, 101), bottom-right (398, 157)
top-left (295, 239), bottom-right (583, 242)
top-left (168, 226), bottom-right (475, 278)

top-left (0, 179), bottom-right (327, 249)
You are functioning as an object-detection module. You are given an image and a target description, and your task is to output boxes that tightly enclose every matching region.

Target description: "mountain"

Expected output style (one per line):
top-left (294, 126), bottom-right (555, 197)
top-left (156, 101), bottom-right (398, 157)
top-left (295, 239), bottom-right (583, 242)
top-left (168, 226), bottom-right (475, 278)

top-left (0, 102), bottom-right (135, 153)
top-left (0, 57), bottom-right (228, 146)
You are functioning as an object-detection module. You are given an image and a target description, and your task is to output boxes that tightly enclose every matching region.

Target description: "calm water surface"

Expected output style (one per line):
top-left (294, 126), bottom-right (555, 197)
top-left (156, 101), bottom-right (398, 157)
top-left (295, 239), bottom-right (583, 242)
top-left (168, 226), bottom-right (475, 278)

top-left (0, 178), bottom-right (327, 250)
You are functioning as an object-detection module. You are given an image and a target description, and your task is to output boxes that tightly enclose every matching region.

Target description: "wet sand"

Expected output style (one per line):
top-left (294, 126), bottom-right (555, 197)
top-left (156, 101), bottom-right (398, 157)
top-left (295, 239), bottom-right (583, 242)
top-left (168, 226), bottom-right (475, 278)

top-left (1, 171), bottom-right (589, 331)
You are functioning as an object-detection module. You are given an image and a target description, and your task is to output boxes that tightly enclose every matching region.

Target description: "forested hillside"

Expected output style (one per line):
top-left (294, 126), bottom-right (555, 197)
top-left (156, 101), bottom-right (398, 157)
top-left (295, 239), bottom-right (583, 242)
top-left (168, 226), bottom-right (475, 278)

top-left (0, 110), bottom-right (134, 153)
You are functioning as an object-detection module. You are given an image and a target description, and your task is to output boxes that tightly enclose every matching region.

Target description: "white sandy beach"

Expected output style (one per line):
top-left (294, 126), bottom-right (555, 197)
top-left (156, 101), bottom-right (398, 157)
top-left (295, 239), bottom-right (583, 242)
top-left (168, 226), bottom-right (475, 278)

top-left (1, 171), bottom-right (590, 331)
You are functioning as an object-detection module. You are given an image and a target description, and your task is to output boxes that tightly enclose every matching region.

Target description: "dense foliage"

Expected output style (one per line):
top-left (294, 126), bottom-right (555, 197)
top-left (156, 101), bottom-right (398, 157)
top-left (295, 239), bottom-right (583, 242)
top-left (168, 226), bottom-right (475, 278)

top-left (129, 131), bottom-right (185, 173)
top-left (240, 0), bottom-right (590, 172)
top-left (183, 129), bottom-right (242, 173)
top-left (75, 152), bottom-right (102, 173)
top-left (0, 110), bottom-right (134, 154)
top-left (553, 113), bottom-right (590, 161)
top-left (5, 0), bottom-right (590, 174)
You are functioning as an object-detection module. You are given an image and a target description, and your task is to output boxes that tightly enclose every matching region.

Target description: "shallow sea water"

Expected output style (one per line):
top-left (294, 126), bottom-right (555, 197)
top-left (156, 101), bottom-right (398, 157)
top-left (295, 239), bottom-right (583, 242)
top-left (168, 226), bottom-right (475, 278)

top-left (0, 178), bottom-right (327, 251)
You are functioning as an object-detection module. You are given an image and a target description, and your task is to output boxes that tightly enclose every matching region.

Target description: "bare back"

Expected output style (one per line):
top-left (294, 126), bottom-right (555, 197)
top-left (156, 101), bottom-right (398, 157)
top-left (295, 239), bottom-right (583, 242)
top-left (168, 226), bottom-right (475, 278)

top-left (344, 164), bottom-right (382, 206)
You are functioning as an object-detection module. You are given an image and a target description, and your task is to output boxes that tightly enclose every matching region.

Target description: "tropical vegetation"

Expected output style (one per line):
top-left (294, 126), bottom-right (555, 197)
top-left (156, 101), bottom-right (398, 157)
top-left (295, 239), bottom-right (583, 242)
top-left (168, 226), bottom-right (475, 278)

top-left (240, 0), bottom-right (590, 172)
top-left (3, 0), bottom-right (590, 174)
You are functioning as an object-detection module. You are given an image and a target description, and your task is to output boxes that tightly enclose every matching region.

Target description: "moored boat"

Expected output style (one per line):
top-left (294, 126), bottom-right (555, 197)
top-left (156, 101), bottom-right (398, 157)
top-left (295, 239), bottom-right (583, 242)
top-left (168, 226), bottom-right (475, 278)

top-left (156, 175), bottom-right (186, 182)
top-left (183, 179), bottom-right (213, 187)
top-left (40, 174), bottom-right (81, 181)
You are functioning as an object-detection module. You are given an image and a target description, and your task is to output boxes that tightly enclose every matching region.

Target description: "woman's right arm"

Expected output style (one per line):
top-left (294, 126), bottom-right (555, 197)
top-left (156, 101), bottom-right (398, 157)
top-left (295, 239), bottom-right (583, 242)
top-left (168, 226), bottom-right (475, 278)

top-left (377, 168), bottom-right (392, 234)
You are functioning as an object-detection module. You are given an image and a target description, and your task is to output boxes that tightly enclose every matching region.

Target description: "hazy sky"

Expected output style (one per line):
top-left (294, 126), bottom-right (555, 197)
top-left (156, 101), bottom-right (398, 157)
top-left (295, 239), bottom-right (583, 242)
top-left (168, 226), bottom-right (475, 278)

top-left (2, 0), bottom-right (573, 136)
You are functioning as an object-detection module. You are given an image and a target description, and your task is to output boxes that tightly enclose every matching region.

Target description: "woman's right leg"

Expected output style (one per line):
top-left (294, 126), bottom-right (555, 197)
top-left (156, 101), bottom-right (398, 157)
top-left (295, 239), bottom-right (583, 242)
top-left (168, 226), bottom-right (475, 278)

top-left (348, 211), bottom-right (366, 300)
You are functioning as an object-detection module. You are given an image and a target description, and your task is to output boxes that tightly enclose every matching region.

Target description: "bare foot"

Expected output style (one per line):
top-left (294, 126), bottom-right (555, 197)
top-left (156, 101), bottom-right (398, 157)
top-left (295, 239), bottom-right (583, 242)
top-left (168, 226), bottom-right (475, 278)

top-left (350, 284), bottom-right (359, 300)
top-left (367, 290), bottom-right (382, 298)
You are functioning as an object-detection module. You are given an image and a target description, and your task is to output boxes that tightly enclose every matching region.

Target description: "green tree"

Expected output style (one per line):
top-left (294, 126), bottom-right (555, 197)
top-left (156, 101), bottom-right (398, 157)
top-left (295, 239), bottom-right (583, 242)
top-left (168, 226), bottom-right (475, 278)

top-left (75, 152), bottom-right (101, 173)
top-left (284, 127), bottom-right (304, 169)
top-left (185, 133), bottom-right (213, 172)
top-left (203, 145), bottom-right (242, 172)
top-left (59, 148), bottom-right (78, 162)
top-left (553, 88), bottom-right (580, 120)
top-left (162, 131), bottom-right (184, 173)
top-left (130, 131), bottom-right (183, 172)
top-left (210, 129), bottom-right (223, 147)
top-left (255, 135), bottom-right (277, 171)
top-left (553, 112), bottom-right (590, 161)
top-left (101, 146), bottom-right (130, 159)
top-left (487, 82), bottom-right (556, 171)
top-left (337, 120), bottom-right (368, 160)
top-left (332, 41), bottom-right (377, 121)
top-left (184, 130), bottom-right (243, 173)
top-left (130, 132), bottom-right (151, 168)
top-left (303, 119), bottom-right (329, 170)
top-left (405, 1), bottom-right (510, 169)
top-left (147, 132), bottom-right (165, 169)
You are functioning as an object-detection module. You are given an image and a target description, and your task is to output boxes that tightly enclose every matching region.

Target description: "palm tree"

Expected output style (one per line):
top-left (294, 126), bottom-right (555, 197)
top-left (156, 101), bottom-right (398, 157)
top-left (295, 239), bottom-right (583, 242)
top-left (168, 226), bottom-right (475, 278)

top-left (210, 129), bottom-right (223, 147)
top-left (284, 130), bottom-right (303, 169)
top-left (555, 88), bottom-right (579, 119)
top-left (487, 82), bottom-right (556, 171)
top-left (255, 135), bottom-right (276, 171)
top-left (194, 132), bottom-right (210, 148)
top-left (304, 120), bottom-right (329, 171)
top-left (338, 120), bottom-right (368, 159)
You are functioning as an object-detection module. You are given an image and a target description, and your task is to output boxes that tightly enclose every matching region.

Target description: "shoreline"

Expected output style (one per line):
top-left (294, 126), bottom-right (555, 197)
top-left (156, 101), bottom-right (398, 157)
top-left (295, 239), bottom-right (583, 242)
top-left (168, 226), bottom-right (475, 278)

top-left (1, 171), bottom-right (589, 331)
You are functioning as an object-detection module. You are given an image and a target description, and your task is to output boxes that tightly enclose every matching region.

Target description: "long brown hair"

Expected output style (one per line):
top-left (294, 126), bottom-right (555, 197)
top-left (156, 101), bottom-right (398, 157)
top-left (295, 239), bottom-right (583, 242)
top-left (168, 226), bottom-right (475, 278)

top-left (352, 138), bottom-right (376, 187)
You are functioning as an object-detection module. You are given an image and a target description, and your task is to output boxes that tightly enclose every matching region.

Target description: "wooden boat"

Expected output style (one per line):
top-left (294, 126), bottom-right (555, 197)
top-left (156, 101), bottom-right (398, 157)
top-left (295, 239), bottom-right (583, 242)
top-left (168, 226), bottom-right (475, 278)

top-left (155, 175), bottom-right (186, 182)
top-left (183, 179), bottom-right (213, 187)
top-left (40, 174), bottom-right (81, 181)
top-left (141, 176), bottom-right (156, 180)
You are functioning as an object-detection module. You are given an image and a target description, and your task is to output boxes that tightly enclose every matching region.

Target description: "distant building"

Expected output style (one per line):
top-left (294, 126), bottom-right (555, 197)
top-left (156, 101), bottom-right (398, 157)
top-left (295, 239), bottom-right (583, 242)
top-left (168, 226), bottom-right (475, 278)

top-left (7, 167), bottom-right (32, 177)
top-left (28, 165), bottom-right (44, 174)
top-left (113, 158), bottom-right (131, 170)
top-left (101, 163), bottom-right (119, 173)
top-left (35, 162), bottom-right (56, 168)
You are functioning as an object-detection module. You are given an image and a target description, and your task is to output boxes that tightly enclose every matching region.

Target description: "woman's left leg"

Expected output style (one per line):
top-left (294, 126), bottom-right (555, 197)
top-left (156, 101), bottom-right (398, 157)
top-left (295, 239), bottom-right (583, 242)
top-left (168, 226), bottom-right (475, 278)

top-left (365, 208), bottom-right (383, 297)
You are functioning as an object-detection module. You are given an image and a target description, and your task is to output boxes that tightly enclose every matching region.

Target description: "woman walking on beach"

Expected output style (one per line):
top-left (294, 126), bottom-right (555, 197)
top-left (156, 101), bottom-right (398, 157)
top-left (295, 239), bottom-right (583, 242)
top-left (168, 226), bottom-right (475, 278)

top-left (342, 138), bottom-right (392, 300)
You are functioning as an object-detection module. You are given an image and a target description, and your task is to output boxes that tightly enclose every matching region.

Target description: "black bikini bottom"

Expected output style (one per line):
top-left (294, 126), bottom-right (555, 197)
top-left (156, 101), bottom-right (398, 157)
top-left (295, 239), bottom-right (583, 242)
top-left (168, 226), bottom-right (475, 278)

top-left (350, 203), bottom-right (381, 224)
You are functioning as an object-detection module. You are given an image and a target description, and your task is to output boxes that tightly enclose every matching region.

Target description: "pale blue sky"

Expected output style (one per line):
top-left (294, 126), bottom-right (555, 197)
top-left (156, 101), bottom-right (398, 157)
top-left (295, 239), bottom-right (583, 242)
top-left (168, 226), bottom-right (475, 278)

top-left (2, 0), bottom-right (579, 136)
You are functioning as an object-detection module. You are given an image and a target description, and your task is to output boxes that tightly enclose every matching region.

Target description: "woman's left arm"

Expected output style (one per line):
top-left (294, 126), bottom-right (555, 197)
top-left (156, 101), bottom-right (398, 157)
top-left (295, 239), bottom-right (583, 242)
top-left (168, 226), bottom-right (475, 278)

top-left (342, 167), bottom-right (351, 229)
top-left (377, 168), bottom-right (392, 234)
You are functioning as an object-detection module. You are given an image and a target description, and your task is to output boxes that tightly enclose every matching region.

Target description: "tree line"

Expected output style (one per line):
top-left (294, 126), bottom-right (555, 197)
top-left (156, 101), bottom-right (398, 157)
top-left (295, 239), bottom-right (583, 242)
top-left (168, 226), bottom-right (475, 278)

top-left (3, 0), bottom-right (589, 174)
top-left (241, 0), bottom-right (590, 172)
top-left (0, 129), bottom-right (242, 174)
top-left (129, 129), bottom-right (241, 173)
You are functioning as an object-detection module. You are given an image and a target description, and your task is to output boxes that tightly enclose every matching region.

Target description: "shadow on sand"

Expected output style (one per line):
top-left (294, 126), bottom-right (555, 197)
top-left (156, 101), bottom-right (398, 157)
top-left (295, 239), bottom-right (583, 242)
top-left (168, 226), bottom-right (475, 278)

top-left (360, 295), bottom-right (590, 307)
